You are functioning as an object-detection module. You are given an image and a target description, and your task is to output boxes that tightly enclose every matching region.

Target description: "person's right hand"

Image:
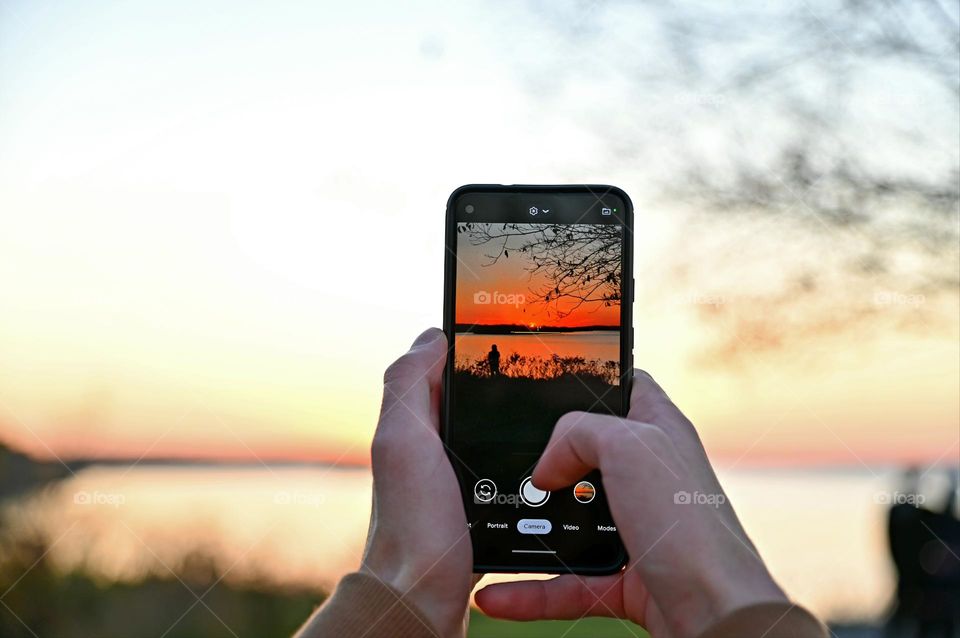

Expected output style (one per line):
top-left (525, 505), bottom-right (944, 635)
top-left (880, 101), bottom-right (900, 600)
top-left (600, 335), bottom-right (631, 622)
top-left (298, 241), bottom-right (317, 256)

top-left (474, 371), bottom-right (788, 638)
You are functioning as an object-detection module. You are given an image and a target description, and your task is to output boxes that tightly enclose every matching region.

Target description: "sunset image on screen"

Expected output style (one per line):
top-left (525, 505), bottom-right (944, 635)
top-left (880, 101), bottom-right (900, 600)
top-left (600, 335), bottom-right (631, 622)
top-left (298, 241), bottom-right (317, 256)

top-left (450, 218), bottom-right (625, 452)
top-left (454, 222), bottom-right (622, 387)
top-left (450, 220), bottom-right (624, 472)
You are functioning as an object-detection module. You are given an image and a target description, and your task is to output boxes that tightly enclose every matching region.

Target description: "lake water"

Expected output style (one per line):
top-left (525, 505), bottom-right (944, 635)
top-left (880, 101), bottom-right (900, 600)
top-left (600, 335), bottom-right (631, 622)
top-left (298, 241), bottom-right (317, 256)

top-left (4, 464), bottom-right (944, 623)
top-left (455, 331), bottom-right (619, 363)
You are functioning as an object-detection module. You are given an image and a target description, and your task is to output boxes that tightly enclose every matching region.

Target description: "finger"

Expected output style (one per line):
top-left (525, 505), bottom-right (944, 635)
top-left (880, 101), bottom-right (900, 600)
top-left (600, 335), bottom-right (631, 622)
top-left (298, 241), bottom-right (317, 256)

top-left (628, 369), bottom-right (683, 424)
top-left (475, 574), bottom-right (625, 621)
top-left (533, 409), bottom-right (681, 497)
top-left (533, 373), bottom-right (686, 492)
top-left (628, 370), bottom-right (749, 537)
top-left (629, 369), bottom-right (713, 476)
top-left (531, 411), bottom-right (613, 491)
top-left (379, 328), bottom-right (447, 429)
top-left (628, 369), bottom-right (704, 462)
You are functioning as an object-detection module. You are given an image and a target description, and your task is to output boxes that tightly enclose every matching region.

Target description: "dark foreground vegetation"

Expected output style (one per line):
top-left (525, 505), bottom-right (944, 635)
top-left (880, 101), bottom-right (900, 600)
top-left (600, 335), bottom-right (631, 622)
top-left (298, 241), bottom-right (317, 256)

top-left (0, 514), bottom-right (649, 638)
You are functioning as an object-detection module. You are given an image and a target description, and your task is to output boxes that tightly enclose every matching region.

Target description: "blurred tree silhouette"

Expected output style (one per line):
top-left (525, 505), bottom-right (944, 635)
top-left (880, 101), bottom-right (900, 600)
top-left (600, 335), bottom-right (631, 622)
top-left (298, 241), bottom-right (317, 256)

top-left (524, 0), bottom-right (958, 355)
top-left (678, 0), bottom-right (958, 276)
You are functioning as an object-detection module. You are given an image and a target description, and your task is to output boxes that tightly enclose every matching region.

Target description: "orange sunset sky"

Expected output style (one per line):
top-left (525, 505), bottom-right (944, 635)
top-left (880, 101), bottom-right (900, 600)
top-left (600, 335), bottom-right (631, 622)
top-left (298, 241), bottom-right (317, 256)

top-left (0, 1), bottom-right (955, 469)
top-left (455, 224), bottom-right (621, 328)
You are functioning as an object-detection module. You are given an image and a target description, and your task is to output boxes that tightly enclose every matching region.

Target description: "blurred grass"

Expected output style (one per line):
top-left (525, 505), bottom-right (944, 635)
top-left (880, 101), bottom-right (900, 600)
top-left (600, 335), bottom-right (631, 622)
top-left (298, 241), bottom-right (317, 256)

top-left (0, 522), bottom-right (651, 638)
top-left (0, 529), bottom-right (319, 638)
top-left (1, 487), bottom-right (649, 638)
top-left (469, 610), bottom-right (649, 637)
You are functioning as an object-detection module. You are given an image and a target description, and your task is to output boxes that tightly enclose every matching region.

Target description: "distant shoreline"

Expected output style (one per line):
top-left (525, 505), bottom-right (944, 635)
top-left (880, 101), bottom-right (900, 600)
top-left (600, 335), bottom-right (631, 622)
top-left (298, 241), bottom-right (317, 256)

top-left (455, 323), bottom-right (619, 335)
top-left (0, 442), bottom-right (367, 494)
top-left (65, 457), bottom-right (368, 471)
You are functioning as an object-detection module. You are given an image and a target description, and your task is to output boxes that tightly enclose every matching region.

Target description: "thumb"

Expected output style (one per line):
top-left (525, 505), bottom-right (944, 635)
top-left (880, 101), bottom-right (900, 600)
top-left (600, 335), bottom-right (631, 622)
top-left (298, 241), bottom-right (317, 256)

top-left (379, 328), bottom-right (447, 426)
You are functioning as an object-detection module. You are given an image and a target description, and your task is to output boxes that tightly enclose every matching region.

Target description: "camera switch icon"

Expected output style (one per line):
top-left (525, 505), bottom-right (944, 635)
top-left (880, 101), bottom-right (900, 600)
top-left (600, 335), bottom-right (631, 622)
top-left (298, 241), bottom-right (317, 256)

top-left (474, 479), bottom-right (497, 503)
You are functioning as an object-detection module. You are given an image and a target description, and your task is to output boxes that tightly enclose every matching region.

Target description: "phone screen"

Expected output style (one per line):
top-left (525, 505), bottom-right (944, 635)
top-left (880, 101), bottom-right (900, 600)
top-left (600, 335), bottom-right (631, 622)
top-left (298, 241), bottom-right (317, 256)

top-left (443, 186), bottom-right (630, 573)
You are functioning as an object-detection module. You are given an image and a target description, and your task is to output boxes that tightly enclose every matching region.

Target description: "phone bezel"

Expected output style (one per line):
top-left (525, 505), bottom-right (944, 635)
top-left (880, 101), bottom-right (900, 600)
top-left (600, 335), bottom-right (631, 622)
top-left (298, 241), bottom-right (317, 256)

top-left (441, 184), bottom-right (634, 575)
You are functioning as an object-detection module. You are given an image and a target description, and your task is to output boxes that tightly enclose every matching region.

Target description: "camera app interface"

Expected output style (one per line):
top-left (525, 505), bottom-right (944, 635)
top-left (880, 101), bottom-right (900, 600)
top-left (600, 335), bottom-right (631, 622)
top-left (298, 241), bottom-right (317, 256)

top-left (448, 191), bottom-right (626, 570)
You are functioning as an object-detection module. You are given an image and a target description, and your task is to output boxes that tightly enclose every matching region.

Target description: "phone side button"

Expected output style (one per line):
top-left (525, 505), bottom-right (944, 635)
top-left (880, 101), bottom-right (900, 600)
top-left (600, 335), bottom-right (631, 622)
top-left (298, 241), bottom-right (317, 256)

top-left (517, 519), bottom-right (552, 535)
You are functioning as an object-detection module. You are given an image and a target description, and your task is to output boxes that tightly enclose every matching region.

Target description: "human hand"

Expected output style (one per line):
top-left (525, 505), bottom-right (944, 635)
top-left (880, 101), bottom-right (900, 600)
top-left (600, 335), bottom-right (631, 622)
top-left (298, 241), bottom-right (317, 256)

top-left (475, 370), bottom-right (787, 638)
top-left (359, 328), bottom-right (474, 637)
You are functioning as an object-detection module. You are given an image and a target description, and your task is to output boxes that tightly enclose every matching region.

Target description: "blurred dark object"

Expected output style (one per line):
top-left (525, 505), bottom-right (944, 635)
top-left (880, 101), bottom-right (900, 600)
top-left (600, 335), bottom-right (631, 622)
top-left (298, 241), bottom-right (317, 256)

top-left (886, 467), bottom-right (960, 638)
top-left (0, 441), bottom-right (72, 501)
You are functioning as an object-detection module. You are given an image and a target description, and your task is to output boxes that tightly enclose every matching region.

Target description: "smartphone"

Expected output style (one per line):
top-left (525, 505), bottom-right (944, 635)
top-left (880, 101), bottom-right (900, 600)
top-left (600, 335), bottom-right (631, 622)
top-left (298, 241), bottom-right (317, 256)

top-left (442, 184), bottom-right (633, 574)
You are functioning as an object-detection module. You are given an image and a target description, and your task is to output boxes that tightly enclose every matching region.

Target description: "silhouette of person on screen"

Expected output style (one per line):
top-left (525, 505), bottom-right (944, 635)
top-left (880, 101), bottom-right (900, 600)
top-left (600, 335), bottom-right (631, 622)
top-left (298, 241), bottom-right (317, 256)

top-left (487, 344), bottom-right (501, 377)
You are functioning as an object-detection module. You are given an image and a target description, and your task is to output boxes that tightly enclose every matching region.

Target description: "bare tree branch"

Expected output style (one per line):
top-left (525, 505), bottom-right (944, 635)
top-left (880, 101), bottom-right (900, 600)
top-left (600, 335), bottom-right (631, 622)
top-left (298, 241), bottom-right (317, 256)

top-left (460, 223), bottom-right (622, 319)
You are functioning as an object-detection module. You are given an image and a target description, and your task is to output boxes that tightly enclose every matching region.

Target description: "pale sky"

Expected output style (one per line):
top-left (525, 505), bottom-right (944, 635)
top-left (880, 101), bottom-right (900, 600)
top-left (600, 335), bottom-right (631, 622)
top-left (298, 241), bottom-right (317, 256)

top-left (0, 0), bottom-right (956, 467)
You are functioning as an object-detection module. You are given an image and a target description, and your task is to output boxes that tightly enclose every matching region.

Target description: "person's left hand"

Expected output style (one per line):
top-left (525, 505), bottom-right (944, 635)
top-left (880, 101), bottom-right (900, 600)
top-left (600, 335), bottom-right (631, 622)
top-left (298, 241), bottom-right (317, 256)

top-left (360, 328), bottom-right (474, 637)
